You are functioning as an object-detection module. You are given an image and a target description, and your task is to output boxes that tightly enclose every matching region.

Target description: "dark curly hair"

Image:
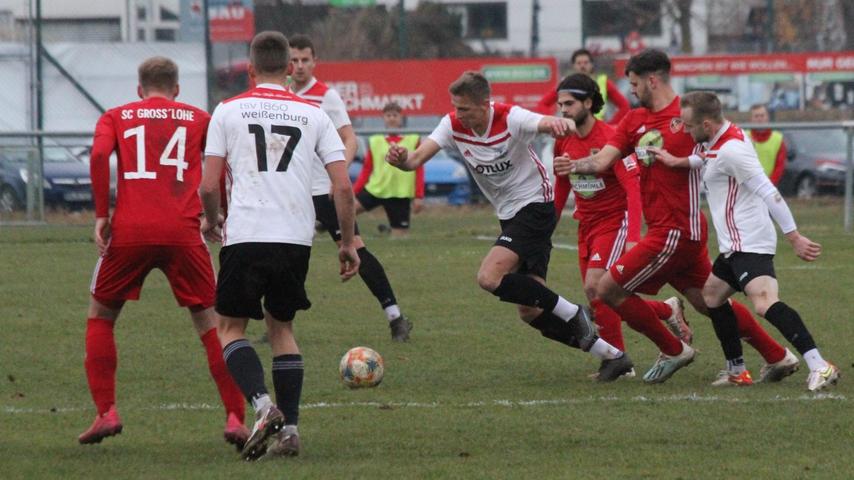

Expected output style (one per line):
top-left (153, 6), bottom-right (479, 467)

top-left (556, 73), bottom-right (604, 115)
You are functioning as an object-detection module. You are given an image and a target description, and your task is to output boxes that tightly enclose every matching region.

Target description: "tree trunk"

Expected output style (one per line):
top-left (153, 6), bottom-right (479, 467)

top-left (677, 0), bottom-right (693, 53)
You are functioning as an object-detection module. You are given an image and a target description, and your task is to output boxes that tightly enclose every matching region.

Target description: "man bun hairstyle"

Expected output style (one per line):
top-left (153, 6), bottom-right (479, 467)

top-left (250, 31), bottom-right (290, 75)
top-left (138, 56), bottom-right (178, 92)
top-left (288, 33), bottom-right (315, 57)
top-left (681, 91), bottom-right (723, 123)
top-left (624, 48), bottom-right (671, 81)
top-left (449, 71), bottom-right (491, 103)
top-left (557, 73), bottom-right (605, 114)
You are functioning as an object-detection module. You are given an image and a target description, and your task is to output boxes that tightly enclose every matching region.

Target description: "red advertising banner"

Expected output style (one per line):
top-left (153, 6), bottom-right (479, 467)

top-left (209, 0), bottom-right (255, 42)
top-left (314, 57), bottom-right (558, 117)
top-left (614, 52), bottom-right (854, 76)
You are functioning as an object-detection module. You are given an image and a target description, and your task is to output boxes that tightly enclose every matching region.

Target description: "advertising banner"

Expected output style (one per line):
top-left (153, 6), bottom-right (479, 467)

top-left (613, 52), bottom-right (854, 111)
top-left (315, 57), bottom-right (558, 117)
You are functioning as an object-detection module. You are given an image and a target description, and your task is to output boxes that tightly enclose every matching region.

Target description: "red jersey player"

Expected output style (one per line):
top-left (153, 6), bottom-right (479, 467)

top-left (80, 57), bottom-right (247, 447)
top-left (552, 73), bottom-right (688, 380)
top-left (559, 49), bottom-right (788, 384)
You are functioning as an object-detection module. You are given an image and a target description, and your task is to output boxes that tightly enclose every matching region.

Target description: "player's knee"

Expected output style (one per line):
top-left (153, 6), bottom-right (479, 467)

top-left (595, 281), bottom-right (619, 305)
top-left (583, 284), bottom-right (598, 302)
top-left (476, 270), bottom-right (502, 293)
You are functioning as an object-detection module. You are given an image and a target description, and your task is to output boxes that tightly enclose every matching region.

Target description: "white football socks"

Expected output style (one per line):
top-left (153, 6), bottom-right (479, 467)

top-left (588, 338), bottom-right (623, 360)
top-left (553, 297), bottom-right (579, 322)
top-left (385, 304), bottom-right (401, 322)
top-left (252, 394), bottom-right (273, 414)
top-left (803, 348), bottom-right (828, 371)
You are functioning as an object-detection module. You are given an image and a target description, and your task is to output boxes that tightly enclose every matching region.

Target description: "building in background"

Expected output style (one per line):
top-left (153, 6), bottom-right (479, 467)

top-left (0, 0), bottom-right (181, 42)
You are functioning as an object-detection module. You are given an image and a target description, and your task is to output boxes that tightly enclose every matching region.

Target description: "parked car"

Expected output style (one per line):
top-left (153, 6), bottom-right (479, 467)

top-left (349, 136), bottom-right (472, 205)
top-left (778, 129), bottom-right (847, 199)
top-left (0, 147), bottom-right (93, 211)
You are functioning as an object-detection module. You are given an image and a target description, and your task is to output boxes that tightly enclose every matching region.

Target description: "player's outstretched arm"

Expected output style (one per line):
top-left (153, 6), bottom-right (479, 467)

top-left (387, 138), bottom-right (441, 172)
top-left (199, 155), bottom-right (225, 243)
top-left (557, 144), bottom-right (621, 175)
top-left (326, 160), bottom-right (360, 281)
top-left (537, 116), bottom-right (576, 138)
top-left (647, 146), bottom-right (695, 168)
top-left (337, 125), bottom-right (359, 166)
top-left (741, 173), bottom-right (821, 261)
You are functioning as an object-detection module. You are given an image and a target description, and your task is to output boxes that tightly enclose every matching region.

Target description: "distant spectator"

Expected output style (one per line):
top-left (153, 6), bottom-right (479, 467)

top-left (535, 49), bottom-right (630, 125)
top-left (745, 104), bottom-right (787, 185)
top-left (353, 102), bottom-right (424, 237)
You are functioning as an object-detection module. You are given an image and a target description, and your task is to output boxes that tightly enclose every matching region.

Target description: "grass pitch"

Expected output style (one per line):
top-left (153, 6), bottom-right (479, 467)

top-left (1, 200), bottom-right (851, 479)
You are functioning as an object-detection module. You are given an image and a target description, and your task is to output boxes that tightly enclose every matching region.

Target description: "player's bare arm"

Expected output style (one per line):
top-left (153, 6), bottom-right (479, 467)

top-left (647, 146), bottom-right (693, 168)
top-left (337, 124), bottom-right (358, 166)
top-left (326, 160), bottom-right (361, 280)
top-left (387, 138), bottom-right (442, 172)
top-left (561, 144), bottom-right (621, 175)
top-left (537, 116), bottom-right (576, 138)
top-left (199, 155), bottom-right (226, 243)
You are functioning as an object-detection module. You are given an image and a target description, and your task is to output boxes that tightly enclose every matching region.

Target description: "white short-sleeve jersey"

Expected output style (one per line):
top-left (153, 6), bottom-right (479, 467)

top-left (205, 83), bottom-right (345, 246)
top-left (290, 77), bottom-right (352, 196)
top-left (428, 102), bottom-right (551, 219)
top-left (700, 121), bottom-right (777, 254)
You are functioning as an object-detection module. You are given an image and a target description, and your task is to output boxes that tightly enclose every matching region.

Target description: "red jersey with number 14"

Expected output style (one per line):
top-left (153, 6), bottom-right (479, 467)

top-left (607, 96), bottom-right (705, 241)
top-left (90, 96), bottom-right (210, 246)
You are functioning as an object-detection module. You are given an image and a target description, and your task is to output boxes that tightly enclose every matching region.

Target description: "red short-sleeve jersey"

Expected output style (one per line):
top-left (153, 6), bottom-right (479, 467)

top-left (90, 97), bottom-right (210, 246)
top-left (607, 96), bottom-right (706, 241)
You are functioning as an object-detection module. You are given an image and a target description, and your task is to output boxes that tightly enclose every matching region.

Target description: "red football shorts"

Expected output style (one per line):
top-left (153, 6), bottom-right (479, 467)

top-left (577, 214), bottom-right (628, 280)
top-left (608, 227), bottom-right (710, 295)
top-left (90, 244), bottom-right (216, 308)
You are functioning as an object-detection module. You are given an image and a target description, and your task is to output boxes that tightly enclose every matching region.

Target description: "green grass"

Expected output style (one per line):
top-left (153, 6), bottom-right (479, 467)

top-left (1, 200), bottom-right (852, 479)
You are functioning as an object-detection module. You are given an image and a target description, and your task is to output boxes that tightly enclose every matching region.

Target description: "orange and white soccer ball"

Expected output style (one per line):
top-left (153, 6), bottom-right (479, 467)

top-left (339, 346), bottom-right (384, 388)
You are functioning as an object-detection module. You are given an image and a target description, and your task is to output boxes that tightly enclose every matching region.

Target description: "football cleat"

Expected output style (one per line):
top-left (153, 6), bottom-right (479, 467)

top-left (663, 296), bottom-right (692, 345)
top-left (265, 426), bottom-right (301, 458)
top-left (389, 315), bottom-right (412, 342)
top-left (596, 354), bottom-right (635, 382)
top-left (78, 405), bottom-right (123, 445)
top-left (807, 362), bottom-right (840, 392)
top-left (758, 348), bottom-right (799, 383)
top-left (642, 341), bottom-right (696, 384)
top-left (224, 412), bottom-right (250, 451)
top-left (711, 369), bottom-right (754, 387)
top-left (242, 405), bottom-right (285, 461)
top-left (568, 305), bottom-right (597, 352)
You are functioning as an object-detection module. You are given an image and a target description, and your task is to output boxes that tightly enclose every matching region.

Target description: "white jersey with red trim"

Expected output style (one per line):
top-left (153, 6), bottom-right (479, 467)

top-left (290, 77), bottom-right (352, 196)
top-left (700, 120), bottom-right (777, 255)
top-left (205, 83), bottom-right (345, 247)
top-left (428, 103), bottom-right (550, 219)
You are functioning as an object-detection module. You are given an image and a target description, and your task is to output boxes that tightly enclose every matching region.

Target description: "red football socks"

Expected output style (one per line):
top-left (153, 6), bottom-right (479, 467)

top-left (647, 300), bottom-right (673, 320)
top-left (201, 328), bottom-right (246, 422)
top-left (731, 300), bottom-right (786, 363)
top-left (84, 318), bottom-right (117, 416)
top-left (616, 295), bottom-right (683, 356)
top-left (591, 299), bottom-right (625, 351)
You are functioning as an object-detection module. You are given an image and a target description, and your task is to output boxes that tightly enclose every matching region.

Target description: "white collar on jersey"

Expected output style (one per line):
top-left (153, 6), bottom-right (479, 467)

top-left (702, 120), bottom-right (731, 150)
top-left (290, 76), bottom-right (317, 96)
top-left (256, 83), bottom-right (287, 91)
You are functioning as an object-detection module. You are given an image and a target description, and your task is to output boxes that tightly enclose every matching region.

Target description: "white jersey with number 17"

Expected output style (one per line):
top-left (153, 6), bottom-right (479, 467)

top-left (205, 83), bottom-right (345, 247)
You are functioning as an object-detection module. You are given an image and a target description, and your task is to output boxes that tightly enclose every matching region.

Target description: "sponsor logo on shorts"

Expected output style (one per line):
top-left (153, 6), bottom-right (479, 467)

top-left (499, 235), bottom-right (513, 243)
top-left (591, 253), bottom-right (601, 261)
top-left (739, 272), bottom-right (749, 281)
top-left (616, 264), bottom-right (624, 274)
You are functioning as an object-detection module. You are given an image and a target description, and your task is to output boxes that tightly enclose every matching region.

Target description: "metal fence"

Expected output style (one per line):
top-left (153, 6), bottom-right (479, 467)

top-left (1, 121), bottom-right (853, 231)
